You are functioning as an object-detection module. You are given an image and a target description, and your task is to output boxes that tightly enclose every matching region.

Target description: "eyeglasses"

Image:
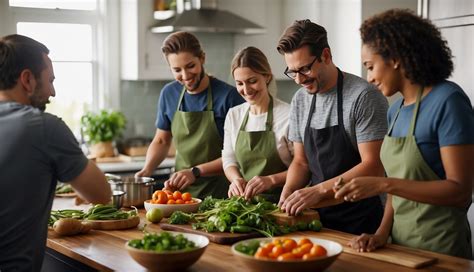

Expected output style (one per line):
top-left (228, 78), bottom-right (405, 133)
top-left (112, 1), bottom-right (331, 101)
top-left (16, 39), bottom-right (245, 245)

top-left (284, 56), bottom-right (318, 79)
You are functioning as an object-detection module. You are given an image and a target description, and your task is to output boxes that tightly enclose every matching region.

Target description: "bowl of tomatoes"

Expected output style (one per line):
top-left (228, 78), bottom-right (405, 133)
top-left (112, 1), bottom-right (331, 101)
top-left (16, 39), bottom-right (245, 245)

top-left (144, 190), bottom-right (201, 217)
top-left (231, 237), bottom-right (342, 272)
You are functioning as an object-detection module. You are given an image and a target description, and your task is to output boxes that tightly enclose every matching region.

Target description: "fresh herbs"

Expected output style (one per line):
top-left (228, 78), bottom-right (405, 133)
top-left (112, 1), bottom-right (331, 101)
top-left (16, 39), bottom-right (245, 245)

top-left (169, 196), bottom-right (292, 237)
top-left (55, 183), bottom-right (74, 194)
top-left (128, 232), bottom-right (197, 252)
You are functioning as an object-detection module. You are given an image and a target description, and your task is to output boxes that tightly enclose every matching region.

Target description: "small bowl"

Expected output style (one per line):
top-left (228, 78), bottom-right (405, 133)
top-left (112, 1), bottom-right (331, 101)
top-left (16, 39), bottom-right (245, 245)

top-left (144, 198), bottom-right (201, 217)
top-left (111, 190), bottom-right (126, 209)
top-left (231, 237), bottom-right (342, 272)
top-left (126, 231), bottom-right (209, 272)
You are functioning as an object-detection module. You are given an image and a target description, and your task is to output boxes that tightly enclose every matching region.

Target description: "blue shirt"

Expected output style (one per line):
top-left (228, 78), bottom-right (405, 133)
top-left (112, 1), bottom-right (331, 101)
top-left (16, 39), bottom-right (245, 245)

top-left (388, 81), bottom-right (474, 179)
top-left (156, 77), bottom-right (245, 138)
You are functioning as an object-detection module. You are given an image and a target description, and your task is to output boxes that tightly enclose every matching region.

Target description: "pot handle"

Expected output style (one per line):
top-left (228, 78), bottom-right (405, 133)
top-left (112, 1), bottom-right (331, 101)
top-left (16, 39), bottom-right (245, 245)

top-left (105, 173), bottom-right (122, 182)
top-left (145, 180), bottom-right (157, 187)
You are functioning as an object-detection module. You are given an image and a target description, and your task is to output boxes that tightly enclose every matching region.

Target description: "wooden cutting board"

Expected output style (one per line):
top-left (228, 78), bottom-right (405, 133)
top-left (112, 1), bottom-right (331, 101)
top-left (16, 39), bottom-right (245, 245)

top-left (159, 223), bottom-right (261, 244)
top-left (270, 210), bottom-right (319, 226)
top-left (85, 216), bottom-right (140, 230)
top-left (319, 231), bottom-right (437, 269)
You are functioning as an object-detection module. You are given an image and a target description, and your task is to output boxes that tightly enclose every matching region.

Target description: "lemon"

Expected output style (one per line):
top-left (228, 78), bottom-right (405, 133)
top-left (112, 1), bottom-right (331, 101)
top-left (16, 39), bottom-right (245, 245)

top-left (146, 208), bottom-right (163, 223)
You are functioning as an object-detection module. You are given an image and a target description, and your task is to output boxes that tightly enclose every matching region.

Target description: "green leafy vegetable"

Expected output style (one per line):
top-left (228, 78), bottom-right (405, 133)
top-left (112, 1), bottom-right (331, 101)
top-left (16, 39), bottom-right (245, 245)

top-left (128, 232), bottom-right (196, 252)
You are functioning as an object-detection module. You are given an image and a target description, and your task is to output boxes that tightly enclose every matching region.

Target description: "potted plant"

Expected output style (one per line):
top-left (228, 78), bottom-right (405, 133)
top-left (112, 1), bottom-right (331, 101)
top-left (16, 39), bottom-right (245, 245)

top-left (81, 110), bottom-right (127, 158)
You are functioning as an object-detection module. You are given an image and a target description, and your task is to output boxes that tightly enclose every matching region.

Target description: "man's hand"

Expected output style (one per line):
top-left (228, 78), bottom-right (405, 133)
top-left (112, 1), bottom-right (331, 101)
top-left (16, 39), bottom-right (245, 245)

top-left (228, 178), bottom-right (246, 198)
top-left (280, 186), bottom-right (325, 215)
top-left (334, 177), bottom-right (385, 202)
top-left (164, 169), bottom-right (196, 191)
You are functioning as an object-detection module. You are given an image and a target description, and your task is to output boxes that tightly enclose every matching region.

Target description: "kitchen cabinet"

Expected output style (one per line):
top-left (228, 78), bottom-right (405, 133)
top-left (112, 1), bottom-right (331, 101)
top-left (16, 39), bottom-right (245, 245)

top-left (120, 0), bottom-right (173, 80)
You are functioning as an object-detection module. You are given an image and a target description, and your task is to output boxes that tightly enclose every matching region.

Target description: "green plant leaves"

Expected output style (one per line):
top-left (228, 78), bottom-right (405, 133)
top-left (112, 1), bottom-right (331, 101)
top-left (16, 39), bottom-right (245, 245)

top-left (81, 110), bottom-right (126, 144)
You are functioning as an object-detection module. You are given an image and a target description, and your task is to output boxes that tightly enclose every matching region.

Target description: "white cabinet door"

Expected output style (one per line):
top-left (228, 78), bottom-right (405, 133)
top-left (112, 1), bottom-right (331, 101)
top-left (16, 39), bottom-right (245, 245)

top-left (120, 0), bottom-right (172, 80)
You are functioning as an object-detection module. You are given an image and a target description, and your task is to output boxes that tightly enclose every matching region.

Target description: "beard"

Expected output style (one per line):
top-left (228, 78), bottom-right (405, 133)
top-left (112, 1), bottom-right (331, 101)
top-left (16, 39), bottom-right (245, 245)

top-left (186, 67), bottom-right (205, 92)
top-left (304, 67), bottom-right (328, 95)
top-left (29, 81), bottom-right (48, 111)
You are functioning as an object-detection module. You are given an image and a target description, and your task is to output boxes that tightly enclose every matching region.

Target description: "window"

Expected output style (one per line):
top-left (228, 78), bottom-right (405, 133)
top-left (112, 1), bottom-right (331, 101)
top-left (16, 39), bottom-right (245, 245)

top-left (17, 22), bottom-right (94, 133)
top-left (5, 0), bottom-right (119, 137)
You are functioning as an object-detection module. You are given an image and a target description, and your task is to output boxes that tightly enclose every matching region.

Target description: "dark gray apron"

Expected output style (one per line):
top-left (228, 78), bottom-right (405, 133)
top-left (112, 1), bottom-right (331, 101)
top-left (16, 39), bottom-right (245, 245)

top-left (303, 68), bottom-right (383, 235)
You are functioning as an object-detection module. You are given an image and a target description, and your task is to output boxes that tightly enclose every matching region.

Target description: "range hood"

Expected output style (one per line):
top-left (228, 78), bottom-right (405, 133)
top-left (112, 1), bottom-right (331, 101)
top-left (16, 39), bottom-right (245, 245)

top-left (151, 0), bottom-right (265, 34)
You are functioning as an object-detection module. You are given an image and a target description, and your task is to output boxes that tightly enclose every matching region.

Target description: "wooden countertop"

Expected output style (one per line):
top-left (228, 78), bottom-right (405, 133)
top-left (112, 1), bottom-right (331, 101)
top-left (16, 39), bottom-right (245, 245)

top-left (48, 198), bottom-right (474, 272)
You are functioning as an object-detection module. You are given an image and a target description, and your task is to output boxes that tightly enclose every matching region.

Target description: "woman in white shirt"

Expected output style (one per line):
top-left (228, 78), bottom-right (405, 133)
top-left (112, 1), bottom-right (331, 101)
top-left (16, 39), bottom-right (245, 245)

top-left (223, 46), bottom-right (293, 202)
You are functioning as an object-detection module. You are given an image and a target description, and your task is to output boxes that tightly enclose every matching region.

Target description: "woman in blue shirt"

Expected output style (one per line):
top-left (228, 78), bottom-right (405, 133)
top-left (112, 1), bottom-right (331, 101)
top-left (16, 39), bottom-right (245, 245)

top-left (335, 9), bottom-right (474, 259)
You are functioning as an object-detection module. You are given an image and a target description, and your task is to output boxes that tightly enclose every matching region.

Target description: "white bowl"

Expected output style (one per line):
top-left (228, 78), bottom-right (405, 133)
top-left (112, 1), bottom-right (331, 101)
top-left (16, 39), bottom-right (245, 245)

top-left (126, 231), bottom-right (209, 272)
top-left (231, 236), bottom-right (343, 272)
top-left (144, 198), bottom-right (201, 217)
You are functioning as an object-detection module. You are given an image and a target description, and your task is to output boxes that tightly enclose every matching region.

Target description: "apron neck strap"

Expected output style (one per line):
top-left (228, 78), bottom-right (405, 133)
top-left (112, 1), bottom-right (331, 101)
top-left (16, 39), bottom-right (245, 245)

top-left (408, 86), bottom-right (423, 135)
top-left (305, 68), bottom-right (344, 129)
top-left (176, 81), bottom-right (213, 112)
top-left (239, 95), bottom-right (274, 131)
top-left (387, 86), bottom-right (424, 136)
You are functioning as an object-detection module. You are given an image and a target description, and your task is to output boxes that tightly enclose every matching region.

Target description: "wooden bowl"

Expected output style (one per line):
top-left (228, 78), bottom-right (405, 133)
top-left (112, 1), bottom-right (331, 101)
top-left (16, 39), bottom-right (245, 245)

top-left (144, 198), bottom-right (201, 217)
top-left (231, 237), bottom-right (342, 272)
top-left (126, 232), bottom-right (209, 272)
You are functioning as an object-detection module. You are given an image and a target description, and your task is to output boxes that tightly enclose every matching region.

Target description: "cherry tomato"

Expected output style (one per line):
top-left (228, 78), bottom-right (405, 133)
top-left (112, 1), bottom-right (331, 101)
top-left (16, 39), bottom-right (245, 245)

top-left (277, 252), bottom-right (296, 261)
top-left (282, 239), bottom-right (298, 252)
top-left (153, 191), bottom-right (168, 204)
top-left (310, 244), bottom-right (327, 257)
top-left (182, 192), bottom-right (192, 201)
top-left (272, 245), bottom-right (284, 257)
top-left (302, 253), bottom-right (318, 260)
top-left (175, 199), bottom-right (184, 204)
top-left (173, 191), bottom-right (182, 200)
top-left (297, 238), bottom-right (313, 247)
top-left (167, 199), bottom-right (176, 204)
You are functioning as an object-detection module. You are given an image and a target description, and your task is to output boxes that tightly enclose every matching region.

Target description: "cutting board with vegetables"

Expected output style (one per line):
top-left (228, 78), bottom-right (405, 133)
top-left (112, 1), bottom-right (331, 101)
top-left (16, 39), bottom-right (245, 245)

top-left (86, 216), bottom-right (140, 230)
top-left (159, 223), bottom-right (261, 244)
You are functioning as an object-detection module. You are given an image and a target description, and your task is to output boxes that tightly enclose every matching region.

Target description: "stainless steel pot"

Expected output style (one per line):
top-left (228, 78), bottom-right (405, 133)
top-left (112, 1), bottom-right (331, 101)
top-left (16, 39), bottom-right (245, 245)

top-left (106, 174), bottom-right (155, 207)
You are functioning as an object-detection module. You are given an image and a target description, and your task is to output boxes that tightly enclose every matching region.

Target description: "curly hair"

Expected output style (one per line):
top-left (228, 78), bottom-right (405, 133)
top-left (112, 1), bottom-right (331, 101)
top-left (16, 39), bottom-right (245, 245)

top-left (360, 9), bottom-right (453, 86)
top-left (277, 19), bottom-right (329, 60)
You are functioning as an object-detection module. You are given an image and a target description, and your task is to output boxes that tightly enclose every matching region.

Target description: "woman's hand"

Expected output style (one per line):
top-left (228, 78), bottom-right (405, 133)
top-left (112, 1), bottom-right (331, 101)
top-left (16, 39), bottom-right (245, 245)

top-left (347, 233), bottom-right (388, 252)
top-left (243, 176), bottom-right (273, 200)
top-left (228, 177), bottom-right (246, 198)
top-left (164, 169), bottom-right (195, 191)
top-left (334, 177), bottom-right (385, 202)
top-left (135, 168), bottom-right (152, 178)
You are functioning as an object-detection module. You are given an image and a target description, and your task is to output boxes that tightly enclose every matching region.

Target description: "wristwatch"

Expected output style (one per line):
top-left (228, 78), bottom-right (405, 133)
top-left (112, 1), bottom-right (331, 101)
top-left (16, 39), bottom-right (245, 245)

top-left (191, 167), bottom-right (201, 178)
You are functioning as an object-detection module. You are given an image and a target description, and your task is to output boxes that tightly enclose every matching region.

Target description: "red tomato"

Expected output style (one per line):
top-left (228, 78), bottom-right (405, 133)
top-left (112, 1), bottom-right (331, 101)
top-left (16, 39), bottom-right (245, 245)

top-left (310, 244), bottom-right (327, 257)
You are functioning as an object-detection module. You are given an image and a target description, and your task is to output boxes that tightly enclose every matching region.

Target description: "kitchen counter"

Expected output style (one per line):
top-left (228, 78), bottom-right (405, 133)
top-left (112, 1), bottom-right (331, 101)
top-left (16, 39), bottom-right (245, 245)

top-left (46, 198), bottom-right (474, 272)
top-left (96, 157), bottom-right (175, 173)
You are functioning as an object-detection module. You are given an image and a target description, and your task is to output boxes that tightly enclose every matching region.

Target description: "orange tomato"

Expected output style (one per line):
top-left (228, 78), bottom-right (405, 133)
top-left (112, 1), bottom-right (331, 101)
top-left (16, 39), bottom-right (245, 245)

top-left (302, 253), bottom-right (318, 260)
top-left (173, 191), bottom-right (182, 200)
top-left (175, 199), bottom-right (184, 204)
top-left (182, 192), bottom-right (192, 201)
top-left (277, 252), bottom-right (296, 261)
top-left (167, 199), bottom-right (176, 204)
top-left (153, 191), bottom-right (168, 204)
top-left (262, 242), bottom-right (274, 252)
top-left (298, 243), bottom-right (313, 255)
top-left (254, 247), bottom-right (270, 258)
top-left (271, 245), bottom-right (284, 257)
top-left (184, 200), bottom-right (193, 204)
top-left (297, 238), bottom-right (313, 247)
top-left (291, 247), bottom-right (305, 258)
top-left (310, 244), bottom-right (327, 257)
top-left (282, 239), bottom-right (298, 252)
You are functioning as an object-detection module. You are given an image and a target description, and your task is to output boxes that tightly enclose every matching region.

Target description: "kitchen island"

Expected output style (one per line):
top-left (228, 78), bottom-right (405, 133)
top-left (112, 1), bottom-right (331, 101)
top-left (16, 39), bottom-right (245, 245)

top-left (46, 198), bottom-right (473, 272)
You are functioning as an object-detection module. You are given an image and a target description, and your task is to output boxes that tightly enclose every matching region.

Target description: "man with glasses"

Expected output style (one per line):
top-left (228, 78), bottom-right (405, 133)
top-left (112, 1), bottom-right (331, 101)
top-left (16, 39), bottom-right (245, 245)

top-left (277, 19), bottom-right (388, 235)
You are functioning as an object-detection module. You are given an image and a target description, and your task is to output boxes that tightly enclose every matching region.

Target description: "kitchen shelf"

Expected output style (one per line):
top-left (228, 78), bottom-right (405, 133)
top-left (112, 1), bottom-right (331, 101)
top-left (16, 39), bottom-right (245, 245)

top-left (154, 10), bottom-right (175, 20)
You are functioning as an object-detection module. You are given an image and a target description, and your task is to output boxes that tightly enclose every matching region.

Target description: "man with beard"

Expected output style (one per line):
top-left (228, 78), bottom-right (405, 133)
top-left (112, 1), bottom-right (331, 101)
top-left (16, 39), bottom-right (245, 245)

top-left (277, 20), bottom-right (388, 235)
top-left (136, 32), bottom-right (244, 199)
top-left (0, 34), bottom-right (111, 271)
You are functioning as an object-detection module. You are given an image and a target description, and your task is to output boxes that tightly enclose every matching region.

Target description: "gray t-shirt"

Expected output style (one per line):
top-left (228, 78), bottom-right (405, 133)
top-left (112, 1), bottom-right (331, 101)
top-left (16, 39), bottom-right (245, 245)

top-left (289, 72), bottom-right (388, 149)
top-left (0, 101), bottom-right (88, 272)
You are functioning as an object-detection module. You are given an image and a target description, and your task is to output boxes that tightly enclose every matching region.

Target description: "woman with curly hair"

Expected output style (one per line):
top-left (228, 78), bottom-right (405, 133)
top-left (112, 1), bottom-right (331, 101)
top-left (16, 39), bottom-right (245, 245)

top-left (334, 9), bottom-right (474, 258)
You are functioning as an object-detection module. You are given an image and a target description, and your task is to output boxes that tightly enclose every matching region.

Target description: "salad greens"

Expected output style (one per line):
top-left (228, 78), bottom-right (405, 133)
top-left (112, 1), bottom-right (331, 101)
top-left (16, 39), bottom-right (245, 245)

top-left (128, 232), bottom-right (196, 252)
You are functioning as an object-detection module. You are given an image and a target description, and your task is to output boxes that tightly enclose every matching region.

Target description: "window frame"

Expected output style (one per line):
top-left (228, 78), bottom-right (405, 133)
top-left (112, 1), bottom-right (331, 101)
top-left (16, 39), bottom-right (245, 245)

top-left (0, 0), bottom-right (120, 114)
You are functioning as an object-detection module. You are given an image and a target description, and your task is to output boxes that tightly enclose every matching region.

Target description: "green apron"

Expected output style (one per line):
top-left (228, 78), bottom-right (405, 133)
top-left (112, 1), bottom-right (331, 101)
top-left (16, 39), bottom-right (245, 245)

top-left (380, 88), bottom-right (472, 258)
top-left (234, 96), bottom-right (287, 203)
top-left (171, 84), bottom-right (229, 199)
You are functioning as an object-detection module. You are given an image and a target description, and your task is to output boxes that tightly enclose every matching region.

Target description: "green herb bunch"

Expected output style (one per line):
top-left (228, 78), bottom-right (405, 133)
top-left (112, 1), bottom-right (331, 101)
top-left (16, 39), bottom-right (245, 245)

top-left (169, 196), bottom-right (292, 237)
top-left (80, 110), bottom-right (126, 144)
